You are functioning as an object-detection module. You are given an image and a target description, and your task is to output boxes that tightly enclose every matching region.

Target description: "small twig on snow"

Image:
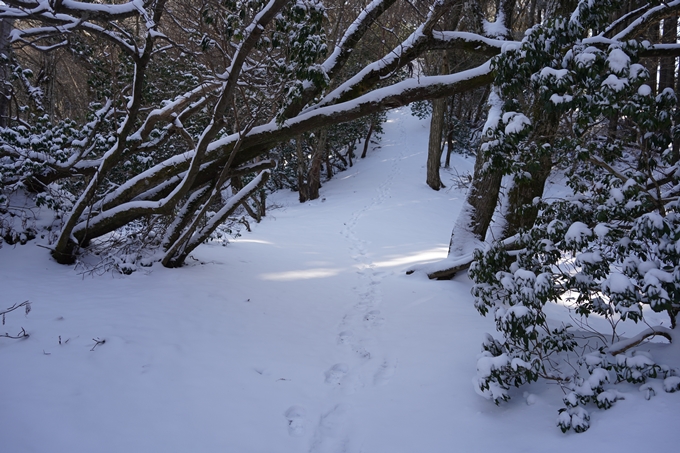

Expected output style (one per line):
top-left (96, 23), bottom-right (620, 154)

top-left (1, 327), bottom-right (29, 339)
top-left (1, 301), bottom-right (32, 340)
top-left (1, 300), bottom-right (32, 324)
top-left (90, 337), bottom-right (106, 351)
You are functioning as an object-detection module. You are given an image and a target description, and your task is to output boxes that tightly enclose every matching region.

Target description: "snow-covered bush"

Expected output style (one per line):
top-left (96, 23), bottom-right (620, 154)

top-left (470, 0), bottom-right (680, 433)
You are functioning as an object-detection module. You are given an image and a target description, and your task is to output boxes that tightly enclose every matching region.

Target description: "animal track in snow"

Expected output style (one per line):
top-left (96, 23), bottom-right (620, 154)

top-left (337, 331), bottom-right (353, 345)
top-left (319, 404), bottom-right (347, 436)
top-left (350, 243), bottom-right (367, 255)
top-left (309, 404), bottom-right (351, 453)
top-left (351, 344), bottom-right (371, 359)
top-left (284, 405), bottom-right (307, 437)
top-left (354, 297), bottom-right (374, 312)
top-left (324, 363), bottom-right (349, 385)
top-left (363, 310), bottom-right (385, 327)
top-left (337, 331), bottom-right (371, 359)
top-left (374, 359), bottom-right (398, 386)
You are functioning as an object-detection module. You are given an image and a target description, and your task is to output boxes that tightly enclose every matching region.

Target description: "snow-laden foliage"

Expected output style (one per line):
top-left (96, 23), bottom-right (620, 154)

top-left (0, 0), bottom-right (335, 265)
top-left (1, 0), bottom-right (497, 267)
top-left (470, 0), bottom-right (680, 432)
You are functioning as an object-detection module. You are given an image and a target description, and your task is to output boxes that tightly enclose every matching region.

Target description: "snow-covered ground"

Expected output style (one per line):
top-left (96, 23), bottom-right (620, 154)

top-left (1, 109), bottom-right (678, 452)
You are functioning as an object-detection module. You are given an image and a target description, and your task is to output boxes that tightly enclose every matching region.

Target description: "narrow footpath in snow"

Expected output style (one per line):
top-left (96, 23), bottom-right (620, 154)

top-left (1, 108), bottom-right (678, 453)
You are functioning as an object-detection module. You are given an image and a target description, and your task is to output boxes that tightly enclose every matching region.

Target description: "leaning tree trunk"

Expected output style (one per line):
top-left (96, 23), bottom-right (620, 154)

top-left (162, 170), bottom-right (270, 267)
top-left (427, 96), bottom-right (447, 190)
top-left (447, 88), bottom-right (505, 258)
top-left (448, 150), bottom-right (503, 256)
top-left (417, 146), bottom-right (503, 280)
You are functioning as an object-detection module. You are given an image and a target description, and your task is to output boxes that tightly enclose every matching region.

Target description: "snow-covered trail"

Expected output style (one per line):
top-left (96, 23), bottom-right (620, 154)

top-left (1, 108), bottom-right (678, 453)
top-left (209, 109), bottom-right (479, 452)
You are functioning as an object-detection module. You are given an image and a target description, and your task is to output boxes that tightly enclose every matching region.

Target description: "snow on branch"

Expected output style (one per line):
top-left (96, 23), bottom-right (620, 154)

top-left (129, 81), bottom-right (222, 144)
top-left (607, 326), bottom-right (674, 356)
top-left (639, 43), bottom-right (680, 58)
top-left (310, 2), bottom-right (458, 109)
top-left (67, 0), bottom-right (288, 242)
top-left (1, 0), bottom-right (170, 56)
top-left (281, 0), bottom-right (398, 119)
top-left (227, 60), bottom-right (495, 153)
top-left (483, 0), bottom-right (510, 39)
top-left (147, 0), bottom-right (287, 212)
top-left (431, 31), bottom-right (515, 55)
top-left (312, 39), bottom-right (476, 109)
top-left (184, 169), bottom-right (270, 252)
top-left (610, 0), bottom-right (680, 40)
top-left (71, 60), bottom-right (494, 241)
top-left (322, 0), bottom-right (398, 77)
top-left (2, 0), bottom-right (146, 21)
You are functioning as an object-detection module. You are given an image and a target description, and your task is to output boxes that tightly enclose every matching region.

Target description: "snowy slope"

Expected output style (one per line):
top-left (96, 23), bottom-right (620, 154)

top-left (1, 108), bottom-right (678, 453)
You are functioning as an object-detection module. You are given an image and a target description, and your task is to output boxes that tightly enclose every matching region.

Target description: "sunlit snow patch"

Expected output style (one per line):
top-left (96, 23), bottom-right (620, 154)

top-left (259, 267), bottom-right (343, 281)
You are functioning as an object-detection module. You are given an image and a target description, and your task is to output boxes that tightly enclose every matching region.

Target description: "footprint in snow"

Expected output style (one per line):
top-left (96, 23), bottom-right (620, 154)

top-left (348, 246), bottom-right (362, 257)
top-left (324, 363), bottom-right (349, 385)
top-left (370, 270), bottom-right (387, 282)
top-left (339, 313), bottom-right (357, 328)
top-left (364, 310), bottom-right (385, 327)
top-left (338, 332), bottom-right (371, 359)
top-left (374, 359), bottom-right (397, 386)
top-left (351, 344), bottom-right (371, 359)
top-left (309, 405), bottom-right (350, 453)
top-left (337, 331), bottom-right (353, 345)
top-left (319, 404), bottom-right (347, 436)
top-left (354, 298), bottom-right (373, 312)
top-left (284, 405), bottom-right (307, 437)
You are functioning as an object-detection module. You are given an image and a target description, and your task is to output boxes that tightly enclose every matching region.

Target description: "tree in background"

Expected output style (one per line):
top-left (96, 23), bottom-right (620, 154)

top-left (0, 0), bottom-right (499, 268)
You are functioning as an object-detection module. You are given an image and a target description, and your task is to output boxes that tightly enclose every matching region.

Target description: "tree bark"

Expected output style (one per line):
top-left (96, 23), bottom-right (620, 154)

top-left (502, 153), bottom-right (552, 238)
top-left (296, 136), bottom-right (309, 203)
top-left (257, 189), bottom-right (266, 218)
top-left (40, 52), bottom-right (56, 123)
top-left (501, 109), bottom-right (557, 238)
top-left (325, 149), bottom-right (334, 180)
top-left (307, 128), bottom-right (327, 200)
top-left (445, 95), bottom-right (458, 168)
top-left (641, 15), bottom-right (660, 95)
top-left (0, 19), bottom-right (13, 128)
top-left (448, 149), bottom-right (503, 256)
top-left (445, 127), bottom-right (454, 168)
top-left (427, 97), bottom-right (447, 190)
top-left (660, 15), bottom-right (677, 91)
top-left (163, 170), bottom-right (270, 267)
top-left (360, 119), bottom-right (374, 159)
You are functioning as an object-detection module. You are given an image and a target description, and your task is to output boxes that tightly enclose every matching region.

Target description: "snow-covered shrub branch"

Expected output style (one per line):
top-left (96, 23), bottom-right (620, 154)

top-left (1, 0), bottom-right (508, 267)
top-left (468, 0), bottom-right (680, 433)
